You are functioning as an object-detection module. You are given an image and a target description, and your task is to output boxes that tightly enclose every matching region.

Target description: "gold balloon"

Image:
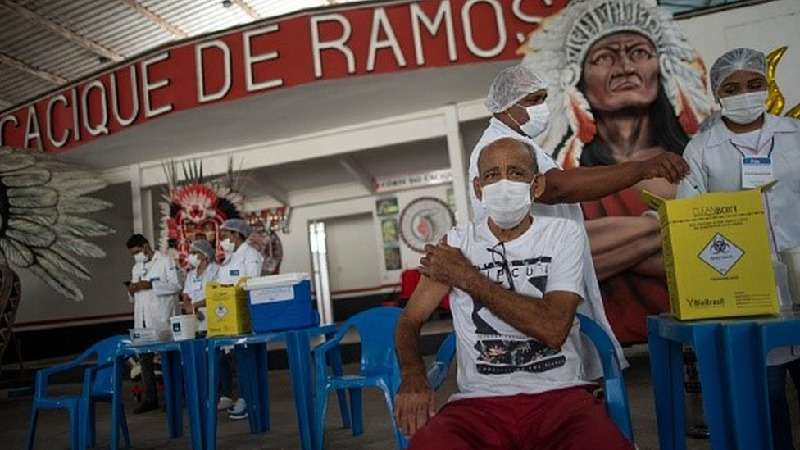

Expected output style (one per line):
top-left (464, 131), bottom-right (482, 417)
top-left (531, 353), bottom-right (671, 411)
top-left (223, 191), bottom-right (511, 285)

top-left (766, 46), bottom-right (800, 119)
top-left (786, 104), bottom-right (800, 120)
top-left (766, 46), bottom-right (786, 115)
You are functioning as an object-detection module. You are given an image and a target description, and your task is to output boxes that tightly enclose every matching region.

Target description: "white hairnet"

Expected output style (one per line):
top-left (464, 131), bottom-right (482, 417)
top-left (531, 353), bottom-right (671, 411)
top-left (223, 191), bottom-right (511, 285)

top-left (468, 132), bottom-right (538, 220)
top-left (485, 65), bottom-right (548, 114)
top-left (221, 218), bottom-right (252, 239)
top-left (190, 239), bottom-right (215, 260)
top-left (709, 48), bottom-right (766, 96)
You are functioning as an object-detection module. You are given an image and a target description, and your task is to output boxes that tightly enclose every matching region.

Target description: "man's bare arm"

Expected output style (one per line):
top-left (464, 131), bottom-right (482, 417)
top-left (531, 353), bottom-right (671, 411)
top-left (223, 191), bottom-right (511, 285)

top-left (395, 275), bottom-right (450, 437)
top-left (539, 152), bottom-right (688, 205)
top-left (419, 243), bottom-right (580, 348)
top-left (462, 274), bottom-right (580, 349)
top-left (396, 276), bottom-right (450, 378)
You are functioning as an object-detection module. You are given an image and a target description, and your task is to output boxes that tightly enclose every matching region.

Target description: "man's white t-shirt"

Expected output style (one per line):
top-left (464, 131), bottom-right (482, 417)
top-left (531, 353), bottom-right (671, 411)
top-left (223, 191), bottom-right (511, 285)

top-left (447, 215), bottom-right (592, 400)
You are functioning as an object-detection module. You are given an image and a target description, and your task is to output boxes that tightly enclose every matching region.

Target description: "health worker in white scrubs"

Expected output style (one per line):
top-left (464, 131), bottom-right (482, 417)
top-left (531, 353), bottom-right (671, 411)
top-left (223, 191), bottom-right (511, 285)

top-left (180, 239), bottom-right (219, 334)
top-left (218, 218), bottom-right (264, 285)
top-left (216, 218), bottom-right (264, 420)
top-left (676, 47), bottom-right (800, 450)
top-left (126, 233), bottom-right (181, 414)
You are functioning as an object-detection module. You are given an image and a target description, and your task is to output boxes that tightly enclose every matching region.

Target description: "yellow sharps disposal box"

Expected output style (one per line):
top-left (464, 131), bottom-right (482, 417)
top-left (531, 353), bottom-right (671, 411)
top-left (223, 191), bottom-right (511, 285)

top-left (205, 281), bottom-right (251, 336)
top-left (642, 186), bottom-right (779, 320)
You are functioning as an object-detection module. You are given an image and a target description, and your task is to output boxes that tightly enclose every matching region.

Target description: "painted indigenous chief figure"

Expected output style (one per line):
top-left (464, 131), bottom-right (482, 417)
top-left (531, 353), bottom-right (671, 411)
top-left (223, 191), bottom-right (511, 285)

top-left (522, 0), bottom-right (713, 342)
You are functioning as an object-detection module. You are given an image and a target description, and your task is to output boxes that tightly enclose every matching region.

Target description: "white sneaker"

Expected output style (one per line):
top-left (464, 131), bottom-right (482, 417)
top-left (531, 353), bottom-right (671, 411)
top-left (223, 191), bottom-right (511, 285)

top-left (228, 398), bottom-right (248, 420)
top-left (217, 396), bottom-right (234, 411)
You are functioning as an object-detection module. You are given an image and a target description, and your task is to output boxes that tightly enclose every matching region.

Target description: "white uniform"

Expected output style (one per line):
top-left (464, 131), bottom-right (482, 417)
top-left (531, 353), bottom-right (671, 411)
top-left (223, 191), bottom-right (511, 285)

top-left (217, 242), bottom-right (264, 285)
top-left (677, 113), bottom-right (800, 365)
top-left (182, 263), bottom-right (220, 303)
top-left (469, 118), bottom-right (627, 378)
top-left (183, 262), bottom-right (219, 333)
top-left (131, 251), bottom-right (181, 332)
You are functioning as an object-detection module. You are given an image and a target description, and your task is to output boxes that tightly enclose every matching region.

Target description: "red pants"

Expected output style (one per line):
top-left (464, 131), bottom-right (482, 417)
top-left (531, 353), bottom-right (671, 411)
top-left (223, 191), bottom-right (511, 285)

top-left (408, 387), bottom-right (634, 450)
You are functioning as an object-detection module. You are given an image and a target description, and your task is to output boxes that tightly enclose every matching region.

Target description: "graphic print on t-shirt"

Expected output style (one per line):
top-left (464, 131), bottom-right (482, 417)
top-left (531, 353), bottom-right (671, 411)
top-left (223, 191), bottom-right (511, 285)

top-left (471, 253), bottom-right (566, 375)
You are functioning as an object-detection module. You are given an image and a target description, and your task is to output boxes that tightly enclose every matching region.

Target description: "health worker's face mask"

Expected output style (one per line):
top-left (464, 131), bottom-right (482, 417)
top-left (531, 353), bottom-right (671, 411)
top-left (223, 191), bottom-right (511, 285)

top-left (519, 102), bottom-right (550, 138)
top-left (720, 91), bottom-right (767, 125)
top-left (480, 179), bottom-right (532, 229)
top-left (187, 254), bottom-right (201, 268)
top-left (220, 238), bottom-right (236, 254)
top-left (133, 252), bottom-right (147, 264)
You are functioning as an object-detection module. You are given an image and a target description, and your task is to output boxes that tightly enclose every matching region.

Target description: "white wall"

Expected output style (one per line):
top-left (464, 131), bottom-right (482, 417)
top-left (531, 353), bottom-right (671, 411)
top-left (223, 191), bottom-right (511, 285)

top-left (244, 182), bottom-right (453, 291)
top-left (679, 0), bottom-right (800, 106)
top-left (15, 182), bottom-right (134, 328)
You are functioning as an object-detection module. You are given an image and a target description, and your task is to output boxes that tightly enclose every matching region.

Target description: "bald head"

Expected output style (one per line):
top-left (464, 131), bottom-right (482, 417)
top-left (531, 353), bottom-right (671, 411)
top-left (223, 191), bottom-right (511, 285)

top-left (476, 137), bottom-right (539, 187)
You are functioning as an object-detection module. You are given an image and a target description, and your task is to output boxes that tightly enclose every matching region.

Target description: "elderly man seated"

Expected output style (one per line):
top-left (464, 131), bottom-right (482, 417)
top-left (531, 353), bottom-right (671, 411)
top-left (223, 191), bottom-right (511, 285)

top-left (394, 136), bottom-right (633, 450)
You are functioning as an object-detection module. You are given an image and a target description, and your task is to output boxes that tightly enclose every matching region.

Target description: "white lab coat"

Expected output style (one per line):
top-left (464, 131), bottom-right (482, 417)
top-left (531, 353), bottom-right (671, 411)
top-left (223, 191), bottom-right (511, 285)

top-left (131, 251), bottom-right (181, 332)
top-left (678, 113), bottom-right (800, 366)
top-left (468, 118), bottom-right (628, 378)
top-left (217, 242), bottom-right (264, 285)
top-left (183, 262), bottom-right (219, 333)
top-left (182, 263), bottom-right (220, 304)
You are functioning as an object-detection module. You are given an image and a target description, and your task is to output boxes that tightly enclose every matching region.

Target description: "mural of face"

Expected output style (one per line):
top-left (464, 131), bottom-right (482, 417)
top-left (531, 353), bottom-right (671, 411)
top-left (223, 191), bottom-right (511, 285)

top-left (582, 32), bottom-right (659, 113)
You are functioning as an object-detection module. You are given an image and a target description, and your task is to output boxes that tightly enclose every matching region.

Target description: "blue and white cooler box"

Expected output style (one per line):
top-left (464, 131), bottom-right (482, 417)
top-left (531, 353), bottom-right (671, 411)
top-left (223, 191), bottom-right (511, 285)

top-left (244, 273), bottom-right (317, 333)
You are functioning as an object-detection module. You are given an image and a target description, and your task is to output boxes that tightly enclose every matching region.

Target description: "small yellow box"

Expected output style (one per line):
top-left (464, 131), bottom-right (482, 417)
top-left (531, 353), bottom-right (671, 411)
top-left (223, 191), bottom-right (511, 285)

top-left (643, 186), bottom-right (779, 320)
top-left (205, 282), bottom-right (251, 336)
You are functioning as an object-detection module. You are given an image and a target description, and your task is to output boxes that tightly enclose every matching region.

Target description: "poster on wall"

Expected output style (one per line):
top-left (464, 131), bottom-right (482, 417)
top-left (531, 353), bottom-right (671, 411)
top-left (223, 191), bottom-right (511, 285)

top-left (376, 198), bottom-right (400, 217)
top-left (520, 0), bottom-right (714, 343)
top-left (384, 247), bottom-right (402, 271)
top-left (381, 218), bottom-right (399, 244)
top-left (376, 197), bottom-right (403, 272)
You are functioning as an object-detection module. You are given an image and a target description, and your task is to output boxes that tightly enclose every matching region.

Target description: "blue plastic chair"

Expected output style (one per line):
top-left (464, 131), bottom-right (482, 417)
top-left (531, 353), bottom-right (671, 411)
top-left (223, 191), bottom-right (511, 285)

top-left (425, 332), bottom-right (456, 391)
top-left (27, 335), bottom-right (130, 450)
top-left (312, 307), bottom-right (404, 450)
top-left (576, 313), bottom-right (634, 441)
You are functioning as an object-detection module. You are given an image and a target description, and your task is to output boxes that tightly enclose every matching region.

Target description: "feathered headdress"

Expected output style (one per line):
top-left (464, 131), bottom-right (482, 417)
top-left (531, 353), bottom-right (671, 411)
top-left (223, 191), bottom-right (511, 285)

top-left (0, 147), bottom-right (114, 301)
top-left (159, 158), bottom-right (244, 270)
top-left (521, 0), bottom-right (713, 168)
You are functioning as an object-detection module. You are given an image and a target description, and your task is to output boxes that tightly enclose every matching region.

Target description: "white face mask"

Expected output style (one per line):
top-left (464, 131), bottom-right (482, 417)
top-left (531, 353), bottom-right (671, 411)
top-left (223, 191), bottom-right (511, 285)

top-left (133, 252), bottom-right (147, 264)
top-left (720, 91), bottom-right (767, 125)
top-left (187, 254), bottom-right (202, 268)
top-left (480, 179), bottom-right (532, 229)
top-left (220, 238), bottom-right (236, 254)
top-left (519, 102), bottom-right (550, 138)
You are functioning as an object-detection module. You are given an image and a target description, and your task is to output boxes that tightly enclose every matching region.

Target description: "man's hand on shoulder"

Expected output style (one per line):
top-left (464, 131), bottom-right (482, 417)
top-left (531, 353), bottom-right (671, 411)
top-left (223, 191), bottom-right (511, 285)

top-left (419, 239), bottom-right (477, 291)
top-left (395, 373), bottom-right (436, 437)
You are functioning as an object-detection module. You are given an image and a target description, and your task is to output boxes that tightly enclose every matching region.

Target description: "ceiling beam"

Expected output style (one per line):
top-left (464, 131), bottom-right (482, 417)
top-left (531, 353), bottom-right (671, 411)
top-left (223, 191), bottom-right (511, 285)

top-left (231, 0), bottom-right (259, 19)
top-left (257, 180), bottom-right (290, 206)
top-left (0, 0), bottom-right (124, 62)
top-left (119, 0), bottom-right (189, 39)
top-left (339, 155), bottom-right (375, 193)
top-left (0, 52), bottom-right (67, 84)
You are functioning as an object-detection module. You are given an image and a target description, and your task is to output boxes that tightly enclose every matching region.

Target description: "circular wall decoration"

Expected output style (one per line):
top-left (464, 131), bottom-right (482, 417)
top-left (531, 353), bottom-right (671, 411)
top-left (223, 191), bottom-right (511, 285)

top-left (399, 197), bottom-right (456, 253)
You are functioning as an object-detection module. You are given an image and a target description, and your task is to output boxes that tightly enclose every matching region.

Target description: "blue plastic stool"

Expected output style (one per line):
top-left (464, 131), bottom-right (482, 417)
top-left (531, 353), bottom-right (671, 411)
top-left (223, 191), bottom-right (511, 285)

top-left (648, 316), bottom-right (730, 450)
top-left (719, 315), bottom-right (800, 450)
top-left (312, 307), bottom-right (404, 450)
top-left (27, 335), bottom-right (130, 450)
